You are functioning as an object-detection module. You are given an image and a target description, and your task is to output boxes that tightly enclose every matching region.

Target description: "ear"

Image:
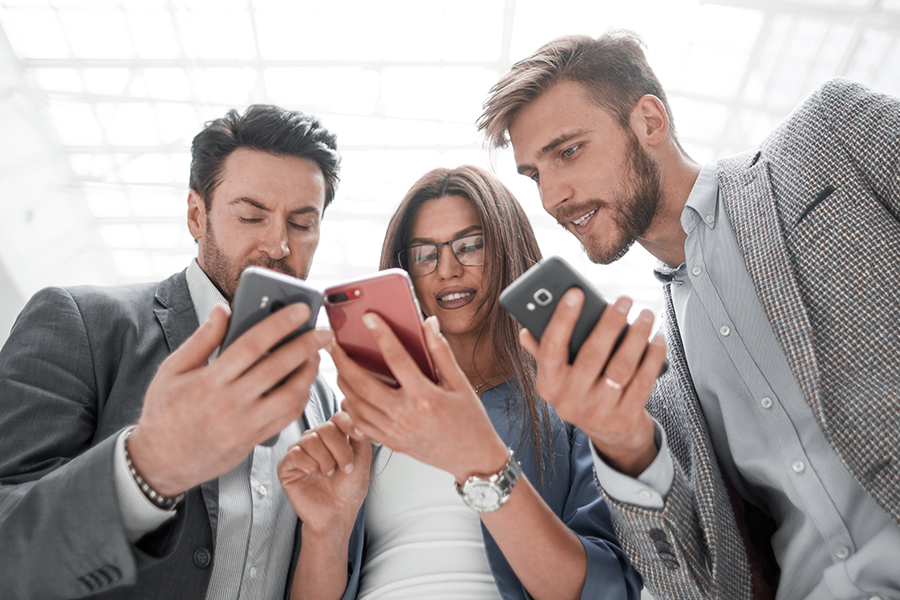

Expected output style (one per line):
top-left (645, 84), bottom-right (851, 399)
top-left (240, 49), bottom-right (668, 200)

top-left (630, 95), bottom-right (670, 147)
top-left (187, 190), bottom-right (206, 241)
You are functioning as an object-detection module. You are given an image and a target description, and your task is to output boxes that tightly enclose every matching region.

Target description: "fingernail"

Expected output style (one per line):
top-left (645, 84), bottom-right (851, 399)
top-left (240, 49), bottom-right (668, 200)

top-left (315, 329), bottom-right (334, 348)
top-left (425, 316), bottom-right (441, 336)
top-left (615, 297), bottom-right (633, 314)
top-left (638, 309), bottom-right (654, 323)
top-left (362, 313), bottom-right (376, 330)
top-left (565, 289), bottom-right (581, 306)
top-left (354, 428), bottom-right (364, 437)
top-left (344, 463), bottom-right (354, 474)
top-left (326, 468), bottom-right (335, 477)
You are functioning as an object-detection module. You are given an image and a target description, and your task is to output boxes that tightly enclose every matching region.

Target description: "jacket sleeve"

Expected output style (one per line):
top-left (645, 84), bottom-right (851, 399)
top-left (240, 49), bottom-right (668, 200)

top-left (592, 306), bottom-right (755, 600)
top-left (563, 427), bottom-right (643, 600)
top-left (0, 287), bottom-right (179, 599)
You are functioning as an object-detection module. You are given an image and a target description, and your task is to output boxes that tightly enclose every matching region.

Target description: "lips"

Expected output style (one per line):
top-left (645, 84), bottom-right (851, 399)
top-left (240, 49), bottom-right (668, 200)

top-left (436, 287), bottom-right (476, 309)
top-left (571, 208), bottom-right (597, 227)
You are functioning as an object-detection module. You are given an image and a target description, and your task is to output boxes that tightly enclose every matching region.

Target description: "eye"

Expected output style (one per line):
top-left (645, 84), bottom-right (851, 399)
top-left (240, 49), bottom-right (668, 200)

top-left (561, 144), bottom-right (580, 158)
top-left (288, 221), bottom-right (312, 231)
top-left (528, 171), bottom-right (540, 183)
top-left (239, 216), bottom-right (263, 224)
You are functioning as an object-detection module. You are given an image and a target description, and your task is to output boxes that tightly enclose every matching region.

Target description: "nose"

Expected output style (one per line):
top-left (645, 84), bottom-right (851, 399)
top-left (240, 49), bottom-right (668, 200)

top-left (259, 225), bottom-right (290, 260)
top-left (539, 172), bottom-right (571, 215)
top-left (434, 245), bottom-right (464, 279)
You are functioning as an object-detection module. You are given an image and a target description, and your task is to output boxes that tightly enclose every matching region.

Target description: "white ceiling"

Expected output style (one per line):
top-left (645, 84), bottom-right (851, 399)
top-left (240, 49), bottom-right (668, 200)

top-left (1, 0), bottom-right (898, 343)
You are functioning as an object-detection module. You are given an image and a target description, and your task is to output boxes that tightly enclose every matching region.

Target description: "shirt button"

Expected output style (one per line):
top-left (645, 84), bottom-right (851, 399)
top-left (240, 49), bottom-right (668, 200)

top-left (836, 546), bottom-right (850, 560)
top-left (249, 566), bottom-right (258, 579)
top-left (257, 485), bottom-right (268, 497)
top-left (719, 325), bottom-right (731, 336)
top-left (761, 397), bottom-right (773, 409)
top-left (792, 461), bottom-right (806, 474)
top-left (705, 214), bottom-right (715, 223)
top-left (691, 266), bottom-right (702, 276)
top-left (638, 489), bottom-right (653, 500)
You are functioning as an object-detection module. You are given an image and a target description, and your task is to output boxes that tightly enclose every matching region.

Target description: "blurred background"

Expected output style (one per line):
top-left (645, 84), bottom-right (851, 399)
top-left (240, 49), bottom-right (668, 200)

top-left (1, 0), bottom-right (898, 353)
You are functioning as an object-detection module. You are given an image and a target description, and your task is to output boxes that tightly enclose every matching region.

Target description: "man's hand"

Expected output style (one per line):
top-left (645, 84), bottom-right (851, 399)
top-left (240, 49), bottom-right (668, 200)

top-left (519, 289), bottom-right (667, 478)
top-left (332, 315), bottom-right (510, 484)
top-left (277, 412), bottom-right (371, 536)
top-left (128, 302), bottom-right (331, 497)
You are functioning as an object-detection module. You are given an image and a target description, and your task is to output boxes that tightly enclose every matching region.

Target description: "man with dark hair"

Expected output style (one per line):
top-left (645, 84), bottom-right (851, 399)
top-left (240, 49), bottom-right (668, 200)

top-left (480, 30), bottom-right (900, 600)
top-left (0, 105), bottom-right (362, 599)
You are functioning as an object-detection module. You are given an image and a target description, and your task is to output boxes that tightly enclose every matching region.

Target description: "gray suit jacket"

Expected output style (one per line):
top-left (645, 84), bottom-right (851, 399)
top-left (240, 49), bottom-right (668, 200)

top-left (0, 269), bottom-right (344, 599)
top-left (595, 79), bottom-right (900, 599)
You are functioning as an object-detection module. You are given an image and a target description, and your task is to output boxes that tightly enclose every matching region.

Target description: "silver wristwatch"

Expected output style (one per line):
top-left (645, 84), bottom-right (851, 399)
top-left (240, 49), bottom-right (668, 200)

top-left (455, 449), bottom-right (522, 513)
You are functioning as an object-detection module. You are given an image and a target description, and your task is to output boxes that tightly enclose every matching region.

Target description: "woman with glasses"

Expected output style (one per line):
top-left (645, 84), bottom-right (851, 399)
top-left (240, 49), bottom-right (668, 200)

top-left (277, 166), bottom-right (641, 600)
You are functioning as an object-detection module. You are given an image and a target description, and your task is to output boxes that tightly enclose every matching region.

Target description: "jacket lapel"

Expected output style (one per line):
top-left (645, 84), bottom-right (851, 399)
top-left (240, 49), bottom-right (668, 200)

top-left (717, 153), bottom-right (823, 421)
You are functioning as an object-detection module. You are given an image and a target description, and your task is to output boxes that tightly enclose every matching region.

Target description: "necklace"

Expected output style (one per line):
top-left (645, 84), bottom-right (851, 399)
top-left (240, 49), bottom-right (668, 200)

top-left (472, 374), bottom-right (504, 394)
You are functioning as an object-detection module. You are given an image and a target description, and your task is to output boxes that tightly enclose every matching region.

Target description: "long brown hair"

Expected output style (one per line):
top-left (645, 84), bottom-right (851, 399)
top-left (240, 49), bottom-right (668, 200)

top-left (380, 165), bottom-right (553, 481)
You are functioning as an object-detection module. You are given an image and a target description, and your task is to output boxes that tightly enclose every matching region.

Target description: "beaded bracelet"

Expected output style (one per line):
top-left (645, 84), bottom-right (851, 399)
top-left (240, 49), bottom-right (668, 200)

top-left (123, 429), bottom-right (185, 510)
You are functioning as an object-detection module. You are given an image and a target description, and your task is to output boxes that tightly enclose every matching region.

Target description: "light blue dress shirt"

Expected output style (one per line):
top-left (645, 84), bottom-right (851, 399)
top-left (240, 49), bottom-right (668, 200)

top-left (595, 165), bottom-right (900, 600)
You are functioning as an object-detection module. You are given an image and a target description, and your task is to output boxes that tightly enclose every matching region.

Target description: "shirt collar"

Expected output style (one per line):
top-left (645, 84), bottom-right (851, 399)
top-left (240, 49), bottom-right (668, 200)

top-left (681, 163), bottom-right (720, 234)
top-left (186, 258), bottom-right (227, 323)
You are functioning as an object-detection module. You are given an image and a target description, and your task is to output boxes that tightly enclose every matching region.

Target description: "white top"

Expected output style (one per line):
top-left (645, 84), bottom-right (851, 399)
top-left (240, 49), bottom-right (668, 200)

top-left (358, 448), bottom-right (502, 600)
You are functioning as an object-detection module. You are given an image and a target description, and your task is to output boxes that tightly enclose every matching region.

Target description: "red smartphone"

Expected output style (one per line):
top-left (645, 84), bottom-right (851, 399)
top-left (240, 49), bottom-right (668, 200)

top-left (324, 269), bottom-right (438, 387)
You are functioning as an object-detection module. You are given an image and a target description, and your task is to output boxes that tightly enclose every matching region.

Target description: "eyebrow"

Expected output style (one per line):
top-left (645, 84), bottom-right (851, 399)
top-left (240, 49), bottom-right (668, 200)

top-left (231, 196), bottom-right (320, 217)
top-left (516, 129), bottom-right (591, 175)
top-left (408, 224), bottom-right (482, 246)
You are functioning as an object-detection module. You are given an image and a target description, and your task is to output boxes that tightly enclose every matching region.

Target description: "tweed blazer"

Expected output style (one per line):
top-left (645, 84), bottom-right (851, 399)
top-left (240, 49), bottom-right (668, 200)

top-left (594, 78), bottom-right (900, 599)
top-left (0, 270), bottom-right (345, 600)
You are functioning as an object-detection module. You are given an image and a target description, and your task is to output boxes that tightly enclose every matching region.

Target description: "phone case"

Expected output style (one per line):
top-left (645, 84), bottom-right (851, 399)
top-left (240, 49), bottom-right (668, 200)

top-left (222, 266), bottom-right (323, 351)
top-left (324, 269), bottom-right (438, 387)
top-left (499, 256), bottom-right (611, 363)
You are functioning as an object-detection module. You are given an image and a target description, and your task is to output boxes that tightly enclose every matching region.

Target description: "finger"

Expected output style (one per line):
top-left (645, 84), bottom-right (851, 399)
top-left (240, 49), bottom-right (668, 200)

top-left (421, 316), bottom-right (469, 391)
top-left (349, 436), bottom-right (374, 474)
top-left (249, 355), bottom-right (320, 445)
top-left (338, 382), bottom-right (391, 445)
top-left (278, 445), bottom-right (321, 480)
top-left (236, 327), bottom-right (330, 402)
top-left (537, 288), bottom-right (584, 372)
top-left (299, 431), bottom-right (341, 476)
top-left (329, 411), bottom-right (363, 440)
top-left (216, 303), bottom-right (313, 382)
top-left (313, 421), bottom-right (355, 474)
top-left (329, 334), bottom-right (393, 401)
top-left (518, 327), bottom-right (539, 358)
top-left (361, 312), bottom-right (432, 388)
top-left (597, 307), bottom-right (655, 392)
top-left (164, 303), bottom-right (231, 373)
top-left (573, 296), bottom-right (632, 377)
top-left (620, 331), bottom-right (667, 410)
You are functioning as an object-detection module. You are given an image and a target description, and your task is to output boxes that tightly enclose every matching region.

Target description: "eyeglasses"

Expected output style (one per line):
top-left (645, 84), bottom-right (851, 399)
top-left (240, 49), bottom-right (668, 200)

top-left (398, 233), bottom-right (485, 277)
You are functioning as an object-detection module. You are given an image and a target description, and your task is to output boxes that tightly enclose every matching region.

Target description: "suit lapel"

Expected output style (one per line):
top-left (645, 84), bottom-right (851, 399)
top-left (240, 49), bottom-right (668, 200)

top-left (717, 154), bottom-right (823, 421)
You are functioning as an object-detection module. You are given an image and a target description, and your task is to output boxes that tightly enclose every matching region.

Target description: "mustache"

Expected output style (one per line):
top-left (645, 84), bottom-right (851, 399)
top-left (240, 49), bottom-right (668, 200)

top-left (555, 200), bottom-right (609, 226)
top-left (242, 258), bottom-right (297, 279)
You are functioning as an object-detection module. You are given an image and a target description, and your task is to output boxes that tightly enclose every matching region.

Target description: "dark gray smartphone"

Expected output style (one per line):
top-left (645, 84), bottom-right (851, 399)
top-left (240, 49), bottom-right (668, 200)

top-left (221, 266), bottom-right (324, 446)
top-left (500, 256), bottom-right (667, 375)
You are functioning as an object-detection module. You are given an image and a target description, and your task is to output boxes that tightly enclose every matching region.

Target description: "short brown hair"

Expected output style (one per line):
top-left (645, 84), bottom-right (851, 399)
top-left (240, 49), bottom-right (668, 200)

top-left (478, 30), bottom-right (678, 149)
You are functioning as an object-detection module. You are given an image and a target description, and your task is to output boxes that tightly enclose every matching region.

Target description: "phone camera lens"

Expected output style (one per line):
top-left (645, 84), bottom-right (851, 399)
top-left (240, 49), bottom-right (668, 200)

top-left (534, 289), bottom-right (553, 306)
top-left (327, 292), bottom-right (349, 304)
top-left (269, 300), bottom-right (286, 312)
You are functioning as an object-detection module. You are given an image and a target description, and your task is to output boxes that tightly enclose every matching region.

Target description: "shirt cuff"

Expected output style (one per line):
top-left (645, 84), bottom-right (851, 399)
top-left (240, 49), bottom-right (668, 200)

top-left (113, 427), bottom-right (178, 543)
top-left (590, 419), bottom-right (674, 510)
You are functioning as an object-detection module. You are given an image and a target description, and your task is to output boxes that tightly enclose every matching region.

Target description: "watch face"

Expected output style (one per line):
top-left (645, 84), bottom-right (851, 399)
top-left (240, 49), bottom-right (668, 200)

top-left (468, 482), bottom-right (501, 511)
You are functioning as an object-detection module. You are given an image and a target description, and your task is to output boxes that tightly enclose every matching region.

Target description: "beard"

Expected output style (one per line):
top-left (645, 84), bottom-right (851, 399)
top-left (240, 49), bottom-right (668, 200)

top-left (201, 215), bottom-right (299, 302)
top-left (559, 128), bottom-right (663, 265)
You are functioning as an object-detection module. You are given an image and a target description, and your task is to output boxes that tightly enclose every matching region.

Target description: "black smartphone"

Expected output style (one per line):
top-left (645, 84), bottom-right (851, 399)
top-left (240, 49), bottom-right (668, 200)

top-left (222, 266), bottom-right (323, 351)
top-left (221, 266), bottom-right (324, 447)
top-left (500, 256), bottom-right (667, 375)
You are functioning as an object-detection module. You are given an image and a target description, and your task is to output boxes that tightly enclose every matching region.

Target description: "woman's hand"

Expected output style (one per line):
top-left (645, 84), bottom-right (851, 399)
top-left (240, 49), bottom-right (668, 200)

top-left (331, 314), bottom-right (509, 484)
top-left (277, 412), bottom-right (371, 536)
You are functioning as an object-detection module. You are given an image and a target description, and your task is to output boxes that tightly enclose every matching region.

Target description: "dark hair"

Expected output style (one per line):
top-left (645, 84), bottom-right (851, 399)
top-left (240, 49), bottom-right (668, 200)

top-left (190, 105), bottom-right (341, 210)
top-left (380, 165), bottom-right (554, 481)
top-left (478, 30), bottom-right (680, 150)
